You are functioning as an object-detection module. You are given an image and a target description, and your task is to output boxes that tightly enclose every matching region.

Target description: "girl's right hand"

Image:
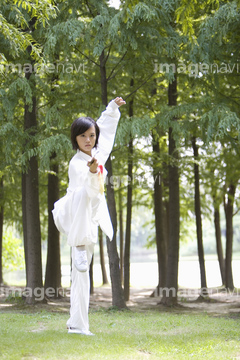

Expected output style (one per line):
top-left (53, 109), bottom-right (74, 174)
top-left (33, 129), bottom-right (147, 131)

top-left (114, 97), bottom-right (126, 107)
top-left (87, 157), bottom-right (98, 173)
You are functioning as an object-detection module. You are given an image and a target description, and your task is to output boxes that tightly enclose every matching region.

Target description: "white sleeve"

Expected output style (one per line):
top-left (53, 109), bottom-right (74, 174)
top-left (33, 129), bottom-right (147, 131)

top-left (95, 100), bottom-right (121, 164)
top-left (85, 171), bottom-right (102, 198)
top-left (69, 159), bottom-right (101, 199)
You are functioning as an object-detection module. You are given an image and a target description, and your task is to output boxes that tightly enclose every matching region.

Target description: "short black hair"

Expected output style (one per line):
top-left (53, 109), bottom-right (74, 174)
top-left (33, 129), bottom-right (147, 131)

top-left (71, 117), bottom-right (100, 150)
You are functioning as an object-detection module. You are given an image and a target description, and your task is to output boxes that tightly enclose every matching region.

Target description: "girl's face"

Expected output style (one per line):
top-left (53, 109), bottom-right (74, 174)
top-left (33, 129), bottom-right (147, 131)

top-left (76, 126), bottom-right (96, 156)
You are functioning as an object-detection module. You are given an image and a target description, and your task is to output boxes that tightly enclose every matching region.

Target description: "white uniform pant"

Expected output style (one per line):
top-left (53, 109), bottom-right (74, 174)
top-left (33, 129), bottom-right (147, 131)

top-left (66, 243), bottom-right (95, 331)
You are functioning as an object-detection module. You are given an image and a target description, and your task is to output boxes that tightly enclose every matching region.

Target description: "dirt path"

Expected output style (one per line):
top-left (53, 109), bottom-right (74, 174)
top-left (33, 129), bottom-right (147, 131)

top-left (90, 286), bottom-right (240, 317)
top-left (1, 285), bottom-right (240, 317)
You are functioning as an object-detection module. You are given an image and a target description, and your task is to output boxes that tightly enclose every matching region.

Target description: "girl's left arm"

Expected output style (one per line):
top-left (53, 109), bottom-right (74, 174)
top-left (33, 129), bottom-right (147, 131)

top-left (69, 158), bottom-right (101, 199)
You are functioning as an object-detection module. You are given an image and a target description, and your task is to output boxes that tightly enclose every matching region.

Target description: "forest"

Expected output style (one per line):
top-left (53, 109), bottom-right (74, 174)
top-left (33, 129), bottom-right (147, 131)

top-left (0, 0), bottom-right (240, 308)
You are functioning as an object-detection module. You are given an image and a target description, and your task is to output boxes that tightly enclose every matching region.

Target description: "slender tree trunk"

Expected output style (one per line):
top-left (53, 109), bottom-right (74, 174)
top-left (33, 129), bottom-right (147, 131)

top-left (99, 51), bottom-right (108, 107)
top-left (22, 133), bottom-right (43, 303)
top-left (152, 134), bottom-right (167, 293)
top-left (124, 139), bottom-right (133, 301)
top-left (163, 199), bottom-right (169, 257)
top-left (124, 87), bottom-right (134, 301)
top-left (192, 137), bottom-right (208, 296)
top-left (106, 158), bottom-right (126, 308)
top-left (224, 184), bottom-right (235, 290)
top-left (213, 201), bottom-right (225, 285)
top-left (99, 50), bottom-right (126, 308)
top-left (162, 165), bottom-right (170, 263)
top-left (0, 177), bottom-right (3, 285)
top-left (161, 75), bottom-right (179, 306)
top-left (22, 171), bottom-right (28, 285)
top-left (44, 153), bottom-right (61, 297)
top-left (90, 256), bottom-right (94, 295)
top-left (150, 85), bottom-right (167, 296)
top-left (22, 84), bottom-right (43, 304)
top-left (99, 229), bottom-right (109, 285)
top-left (119, 190), bottom-right (124, 285)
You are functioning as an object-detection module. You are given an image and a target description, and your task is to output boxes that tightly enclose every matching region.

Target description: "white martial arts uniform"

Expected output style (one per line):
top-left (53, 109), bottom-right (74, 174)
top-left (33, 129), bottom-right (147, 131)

top-left (52, 100), bottom-right (121, 332)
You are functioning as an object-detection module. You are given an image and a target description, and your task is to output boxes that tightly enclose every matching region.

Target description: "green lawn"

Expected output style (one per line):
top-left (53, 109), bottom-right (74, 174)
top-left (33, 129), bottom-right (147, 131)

top-left (0, 304), bottom-right (240, 360)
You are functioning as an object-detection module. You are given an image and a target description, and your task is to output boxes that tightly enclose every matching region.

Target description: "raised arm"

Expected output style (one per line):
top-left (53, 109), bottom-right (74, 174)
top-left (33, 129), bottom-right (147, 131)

top-left (95, 97), bottom-right (126, 164)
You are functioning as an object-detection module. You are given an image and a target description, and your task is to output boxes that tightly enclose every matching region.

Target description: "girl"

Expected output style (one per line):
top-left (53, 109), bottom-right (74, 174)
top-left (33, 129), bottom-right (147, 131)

top-left (52, 97), bottom-right (126, 335)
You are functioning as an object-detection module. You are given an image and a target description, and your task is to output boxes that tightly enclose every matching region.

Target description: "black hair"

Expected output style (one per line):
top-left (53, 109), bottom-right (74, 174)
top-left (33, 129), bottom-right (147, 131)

top-left (71, 116), bottom-right (100, 150)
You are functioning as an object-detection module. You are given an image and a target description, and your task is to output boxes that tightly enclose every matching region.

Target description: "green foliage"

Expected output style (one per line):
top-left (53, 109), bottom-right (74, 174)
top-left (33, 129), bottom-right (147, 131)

top-left (2, 231), bottom-right (25, 271)
top-left (201, 105), bottom-right (240, 144)
top-left (0, 0), bottom-right (57, 59)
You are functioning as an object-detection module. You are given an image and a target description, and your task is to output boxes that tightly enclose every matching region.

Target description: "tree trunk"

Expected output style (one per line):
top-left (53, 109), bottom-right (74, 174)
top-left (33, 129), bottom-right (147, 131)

top-left (152, 134), bottom-right (167, 293)
top-left (0, 177), bottom-right (3, 285)
top-left (90, 256), bottom-right (94, 295)
top-left (124, 87), bottom-right (134, 301)
top-left (163, 199), bottom-right (169, 257)
top-left (99, 50), bottom-right (126, 308)
top-left (22, 92), bottom-right (43, 304)
top-left (20, 21), bottom-right (43, 304)
top-left (44, 153), bottom-right (61, 298)
top-left (161, 75), bottom-right (179, 306)
top-left (124, 139), bottom-right (133, 301)
top-left (213, 202), bottom-right (225, 285)
top-left (99, 51), bottom-right (108, 107)
top-left (224, 184), bottom-right (235, 290)
top-left (22, 171), bottom-right (28, 285)
top-left (118, 190), bottom-right (124, 285)
top-left (192, 137), bottom-right (208, 296)
top-left (99, 229), bottom-right (109, 285)
top-left (106, 158), bottom-right (126, 308)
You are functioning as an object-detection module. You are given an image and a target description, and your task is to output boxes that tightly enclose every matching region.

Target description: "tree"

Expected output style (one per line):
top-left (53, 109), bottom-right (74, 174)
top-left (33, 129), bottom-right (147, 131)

top-left (99, 48), bottom-right (126, 308)
top-left (99, 229), bottom-right (109, 285)
top-left (152, 128), bottom-right (167, 293)
top-left (22, 57), bottom-right (43, 304)
top-left (224, 183), bottom-right (236, 290)
top-left (213, 199), bottom-right (225, 285)
top-left (44, 153), bottom-right (61, 297)
top-left (161, 75), bottom-right (180, 306)
top-left (205, 144), bottom-right (226, 286)
top-left (124, 89), bottom-right (134, 301)
top-left (118, 189), bottom-right (124, 284)
top-left (192, 137), bottom-right (208, 296)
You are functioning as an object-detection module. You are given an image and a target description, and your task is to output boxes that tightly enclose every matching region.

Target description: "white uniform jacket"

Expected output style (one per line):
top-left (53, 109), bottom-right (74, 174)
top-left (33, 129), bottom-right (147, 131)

top-left (52, 100), bottom-right (121, 246)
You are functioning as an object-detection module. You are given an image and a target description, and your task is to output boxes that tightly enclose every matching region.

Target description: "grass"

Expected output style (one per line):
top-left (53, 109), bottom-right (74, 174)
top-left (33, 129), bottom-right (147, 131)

top-left (0, 303), bottom-right (240, 360)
